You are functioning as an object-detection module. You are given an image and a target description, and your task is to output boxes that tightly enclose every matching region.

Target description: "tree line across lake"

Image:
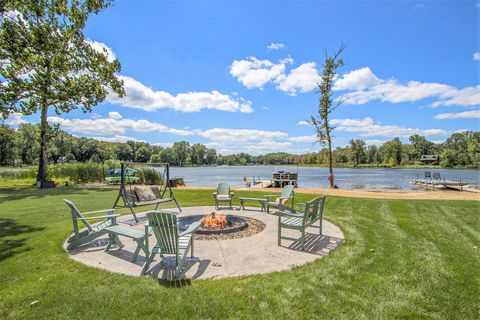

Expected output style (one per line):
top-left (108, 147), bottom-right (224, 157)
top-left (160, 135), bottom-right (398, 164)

top-left (0, 123), bottom-right (479, 169)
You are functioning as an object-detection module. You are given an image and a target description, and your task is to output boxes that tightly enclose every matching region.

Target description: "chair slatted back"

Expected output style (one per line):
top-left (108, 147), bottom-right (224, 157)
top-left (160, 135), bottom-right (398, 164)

top-left (64, 199), bottom-right (93, 234)
top-left (303, 196), bottom-right (325, 226)
top-left (147, 211), bottom-right (179, 255)
top-left (281, 185), bottom-right (295, 198)
top-left (217, 183), bottom-right (230, 196)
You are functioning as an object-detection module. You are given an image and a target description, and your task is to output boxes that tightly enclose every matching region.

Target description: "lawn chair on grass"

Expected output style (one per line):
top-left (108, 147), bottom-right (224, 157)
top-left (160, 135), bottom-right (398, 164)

top-left (266, 185), bottom-right (295, 214)
top-left (65, 200), bottom-right (147, 262)
top-left (277, 196), bottom-right (325, 250)
top-left (212, 183), bottom-right (234, 209)
top-left (141, 211), bottom-right (200, 278)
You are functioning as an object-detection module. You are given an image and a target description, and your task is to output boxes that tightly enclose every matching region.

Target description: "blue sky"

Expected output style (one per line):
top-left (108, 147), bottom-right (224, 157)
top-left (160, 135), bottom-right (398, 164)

top-left (9, 0), bottom-right (480, 154)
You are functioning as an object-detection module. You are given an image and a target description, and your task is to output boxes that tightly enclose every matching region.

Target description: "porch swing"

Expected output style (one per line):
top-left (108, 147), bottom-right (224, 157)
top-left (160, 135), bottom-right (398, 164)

top-left (112, 162), bottom-right (181, 223)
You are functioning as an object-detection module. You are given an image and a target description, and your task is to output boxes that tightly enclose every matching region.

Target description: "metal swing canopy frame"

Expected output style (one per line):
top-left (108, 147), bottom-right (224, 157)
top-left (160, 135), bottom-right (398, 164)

top-left (113, 162), bottom-right (181, 223)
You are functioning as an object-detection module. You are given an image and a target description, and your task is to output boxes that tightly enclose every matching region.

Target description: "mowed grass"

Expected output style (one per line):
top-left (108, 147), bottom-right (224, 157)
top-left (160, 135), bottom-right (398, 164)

top-left (0, 185), bottom-right (479, 319)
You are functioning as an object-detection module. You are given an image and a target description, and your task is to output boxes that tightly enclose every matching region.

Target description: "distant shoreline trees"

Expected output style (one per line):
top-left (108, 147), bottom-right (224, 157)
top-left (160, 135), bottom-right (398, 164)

top-left (0, 123), bottom-right (478, 169)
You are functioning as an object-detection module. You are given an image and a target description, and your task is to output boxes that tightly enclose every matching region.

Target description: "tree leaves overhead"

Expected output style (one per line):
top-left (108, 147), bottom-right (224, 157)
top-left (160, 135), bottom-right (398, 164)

top-left (0, 0), bottom-right (124, 119)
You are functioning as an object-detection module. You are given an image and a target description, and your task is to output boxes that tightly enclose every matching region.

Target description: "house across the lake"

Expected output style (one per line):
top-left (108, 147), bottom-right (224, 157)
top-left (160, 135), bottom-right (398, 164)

top-left (420, 155), bottom-right (440, 165)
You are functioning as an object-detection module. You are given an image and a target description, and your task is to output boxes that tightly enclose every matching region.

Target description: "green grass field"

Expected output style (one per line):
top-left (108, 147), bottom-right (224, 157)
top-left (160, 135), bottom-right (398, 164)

top-left (0, 185), bottom-right (479, 319)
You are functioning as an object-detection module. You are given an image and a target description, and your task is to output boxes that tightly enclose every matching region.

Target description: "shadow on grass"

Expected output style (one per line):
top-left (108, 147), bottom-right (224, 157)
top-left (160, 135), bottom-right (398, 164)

top-left (0, 186), bottom-right (114, 202)
top-left (157, 278), bottom-right (193, 288)
top-left (284, 233), bottom-right (344, 255)
top-left (0, 218), bottom-right (46, 261)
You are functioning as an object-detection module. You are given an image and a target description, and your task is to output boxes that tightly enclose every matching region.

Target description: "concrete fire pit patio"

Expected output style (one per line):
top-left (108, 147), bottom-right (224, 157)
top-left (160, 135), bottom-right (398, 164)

top-left (65, 206), bottom-right (344, 280)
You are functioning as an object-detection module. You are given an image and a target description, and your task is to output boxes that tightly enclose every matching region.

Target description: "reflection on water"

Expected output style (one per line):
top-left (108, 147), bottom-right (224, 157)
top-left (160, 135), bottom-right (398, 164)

top-left (169, 166), bottom-right (480, 190)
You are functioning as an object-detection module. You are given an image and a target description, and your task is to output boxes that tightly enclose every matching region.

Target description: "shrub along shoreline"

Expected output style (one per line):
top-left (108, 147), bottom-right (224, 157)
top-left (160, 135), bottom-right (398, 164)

top-left (0, 161), bottom-right (163, 185)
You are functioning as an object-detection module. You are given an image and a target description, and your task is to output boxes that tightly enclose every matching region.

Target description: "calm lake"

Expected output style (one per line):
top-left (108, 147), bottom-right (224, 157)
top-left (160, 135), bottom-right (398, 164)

top-left (170, 166), bottom-right (480, 190)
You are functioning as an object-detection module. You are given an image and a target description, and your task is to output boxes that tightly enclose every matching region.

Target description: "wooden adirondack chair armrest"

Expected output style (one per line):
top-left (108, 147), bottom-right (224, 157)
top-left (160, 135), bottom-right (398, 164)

top-left (278, 203), bottom-right (296, 213)
top-left (144, 224), bottom-right (153, 236)
top-left (77, 214), bottom-right (120, 220)
top-left (277, 211), bottom-right (302, 218)
top-left (229, 192), bottom-right (235, 196)
top-left (264, 194), bottom-right (278, 201)
top-left (82, 209), bottom-right (116, 215)
top-left (179, 221), bottom-right (201, 237)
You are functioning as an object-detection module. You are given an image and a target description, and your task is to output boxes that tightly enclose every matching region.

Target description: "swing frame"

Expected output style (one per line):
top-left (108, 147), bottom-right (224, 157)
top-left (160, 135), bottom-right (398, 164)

top-left (112, 162), bottom-right (181, 223)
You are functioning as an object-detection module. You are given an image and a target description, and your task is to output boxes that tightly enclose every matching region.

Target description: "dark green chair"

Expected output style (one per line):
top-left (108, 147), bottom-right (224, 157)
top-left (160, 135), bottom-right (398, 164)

top-left (277, 196), bottom-right (325, 250)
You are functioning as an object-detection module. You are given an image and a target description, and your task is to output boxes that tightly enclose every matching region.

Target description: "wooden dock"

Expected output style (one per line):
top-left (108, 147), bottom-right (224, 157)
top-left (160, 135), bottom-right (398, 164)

top-left (251, 180), bottom-right (273, 189)
top-left (412, 179), bottom-right (477, 192)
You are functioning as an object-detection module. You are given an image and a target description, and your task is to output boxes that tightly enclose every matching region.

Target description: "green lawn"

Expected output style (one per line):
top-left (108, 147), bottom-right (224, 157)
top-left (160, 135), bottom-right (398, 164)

top-left (0, 186), bottom-right (479, 319)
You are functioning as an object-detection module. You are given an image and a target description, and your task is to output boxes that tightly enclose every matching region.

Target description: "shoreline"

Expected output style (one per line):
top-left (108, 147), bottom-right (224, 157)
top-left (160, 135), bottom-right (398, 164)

top-left (175, 186), bottom-right (480, 201)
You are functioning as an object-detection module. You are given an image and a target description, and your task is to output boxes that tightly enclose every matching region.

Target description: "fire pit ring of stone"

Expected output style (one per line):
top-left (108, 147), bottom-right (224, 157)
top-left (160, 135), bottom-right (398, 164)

top-left (178, 213), bottom-right (248, 235)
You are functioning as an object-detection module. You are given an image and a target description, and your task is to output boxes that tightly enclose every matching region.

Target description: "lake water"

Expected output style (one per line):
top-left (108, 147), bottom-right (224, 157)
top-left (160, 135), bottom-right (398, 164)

top-left (169, 166), bottom-right (480, 190)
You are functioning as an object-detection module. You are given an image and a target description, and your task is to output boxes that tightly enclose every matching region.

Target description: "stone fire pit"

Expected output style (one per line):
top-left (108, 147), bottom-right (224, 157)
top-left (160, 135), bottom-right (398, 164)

top-left (178, 213), bottom-right (248, 235)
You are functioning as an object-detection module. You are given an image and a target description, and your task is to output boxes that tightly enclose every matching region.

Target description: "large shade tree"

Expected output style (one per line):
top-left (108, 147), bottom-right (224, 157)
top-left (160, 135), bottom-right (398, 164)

top-left (0, 0), bottom-right (124, 183)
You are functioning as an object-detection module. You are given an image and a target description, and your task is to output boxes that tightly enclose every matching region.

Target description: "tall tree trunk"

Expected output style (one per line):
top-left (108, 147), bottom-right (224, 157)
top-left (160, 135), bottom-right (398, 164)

top-left (327, 134), bottom-right (334, 188)
top-left (36, 101), bottom-right (48, 184)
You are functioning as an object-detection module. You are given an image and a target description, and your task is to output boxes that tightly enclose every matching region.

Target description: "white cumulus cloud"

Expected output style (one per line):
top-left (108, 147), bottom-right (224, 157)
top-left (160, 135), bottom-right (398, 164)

top-left (431, 85), bottom-right (480, 108)
top-left (297, 120), bottom-right (310, 126)
top-left (3, 113), bottom-right (27, 126)
top-left (229, 57), bottom-right (289, 89)
top-left (230, 56), bottom-right (321, 95)
top-left (86, 40), bottom-right (117, 63)
top-left (49, 112), bottom-right (193, 136)
top-left (195, 128), bottom-right (288, 142)
top-left (365, 139), bottom-right (386, 146)
top-left (107, 111), bottom-right (122, 120)
top-left (93, 135), bottom-right (146, 143)
top-left (433, 109), bottom-right (480, 119)
top-left (336, 68), bottom-right (480, 107)
top-left (275, 62), bottom-right (322, 95)
top-left (229, 56), bottom-right (329, 95)
top-left (267, 43), bottom-right (287, 50)
top-left (334, 67), bottom-right (380, 90)
top-left (473, 52), bottom-right (480, 61)
top-left (288, 135), bottom-right (317, 143)
top-left (107, 75), bottom-right (253, 113)
top-left (331, 117), bottom-right (448, 137)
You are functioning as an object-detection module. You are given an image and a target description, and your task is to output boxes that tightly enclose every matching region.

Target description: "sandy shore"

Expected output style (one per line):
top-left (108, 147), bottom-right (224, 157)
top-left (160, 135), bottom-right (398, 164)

top-left (176, 186), bottom-right (480, 201)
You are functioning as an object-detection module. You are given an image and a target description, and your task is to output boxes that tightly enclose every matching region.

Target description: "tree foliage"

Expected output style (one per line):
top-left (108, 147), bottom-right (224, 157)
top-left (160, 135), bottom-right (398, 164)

top-left (0, 0), bottom-right (124, 181)
top-left (350, 139), bottom-right (367, 165)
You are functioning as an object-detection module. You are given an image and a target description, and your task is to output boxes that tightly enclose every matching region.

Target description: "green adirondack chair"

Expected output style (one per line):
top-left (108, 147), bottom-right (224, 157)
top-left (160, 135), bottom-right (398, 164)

top-left (64, 199), bottom-right (120, 250)
top-left (277, 196), bottom-right (325, 250)
top-left (266, 184), bottom-right (295, 213)
top-left (212, 182), bottom-right (234, 209)
top-left (141, 211), bottom-right (201, 278)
